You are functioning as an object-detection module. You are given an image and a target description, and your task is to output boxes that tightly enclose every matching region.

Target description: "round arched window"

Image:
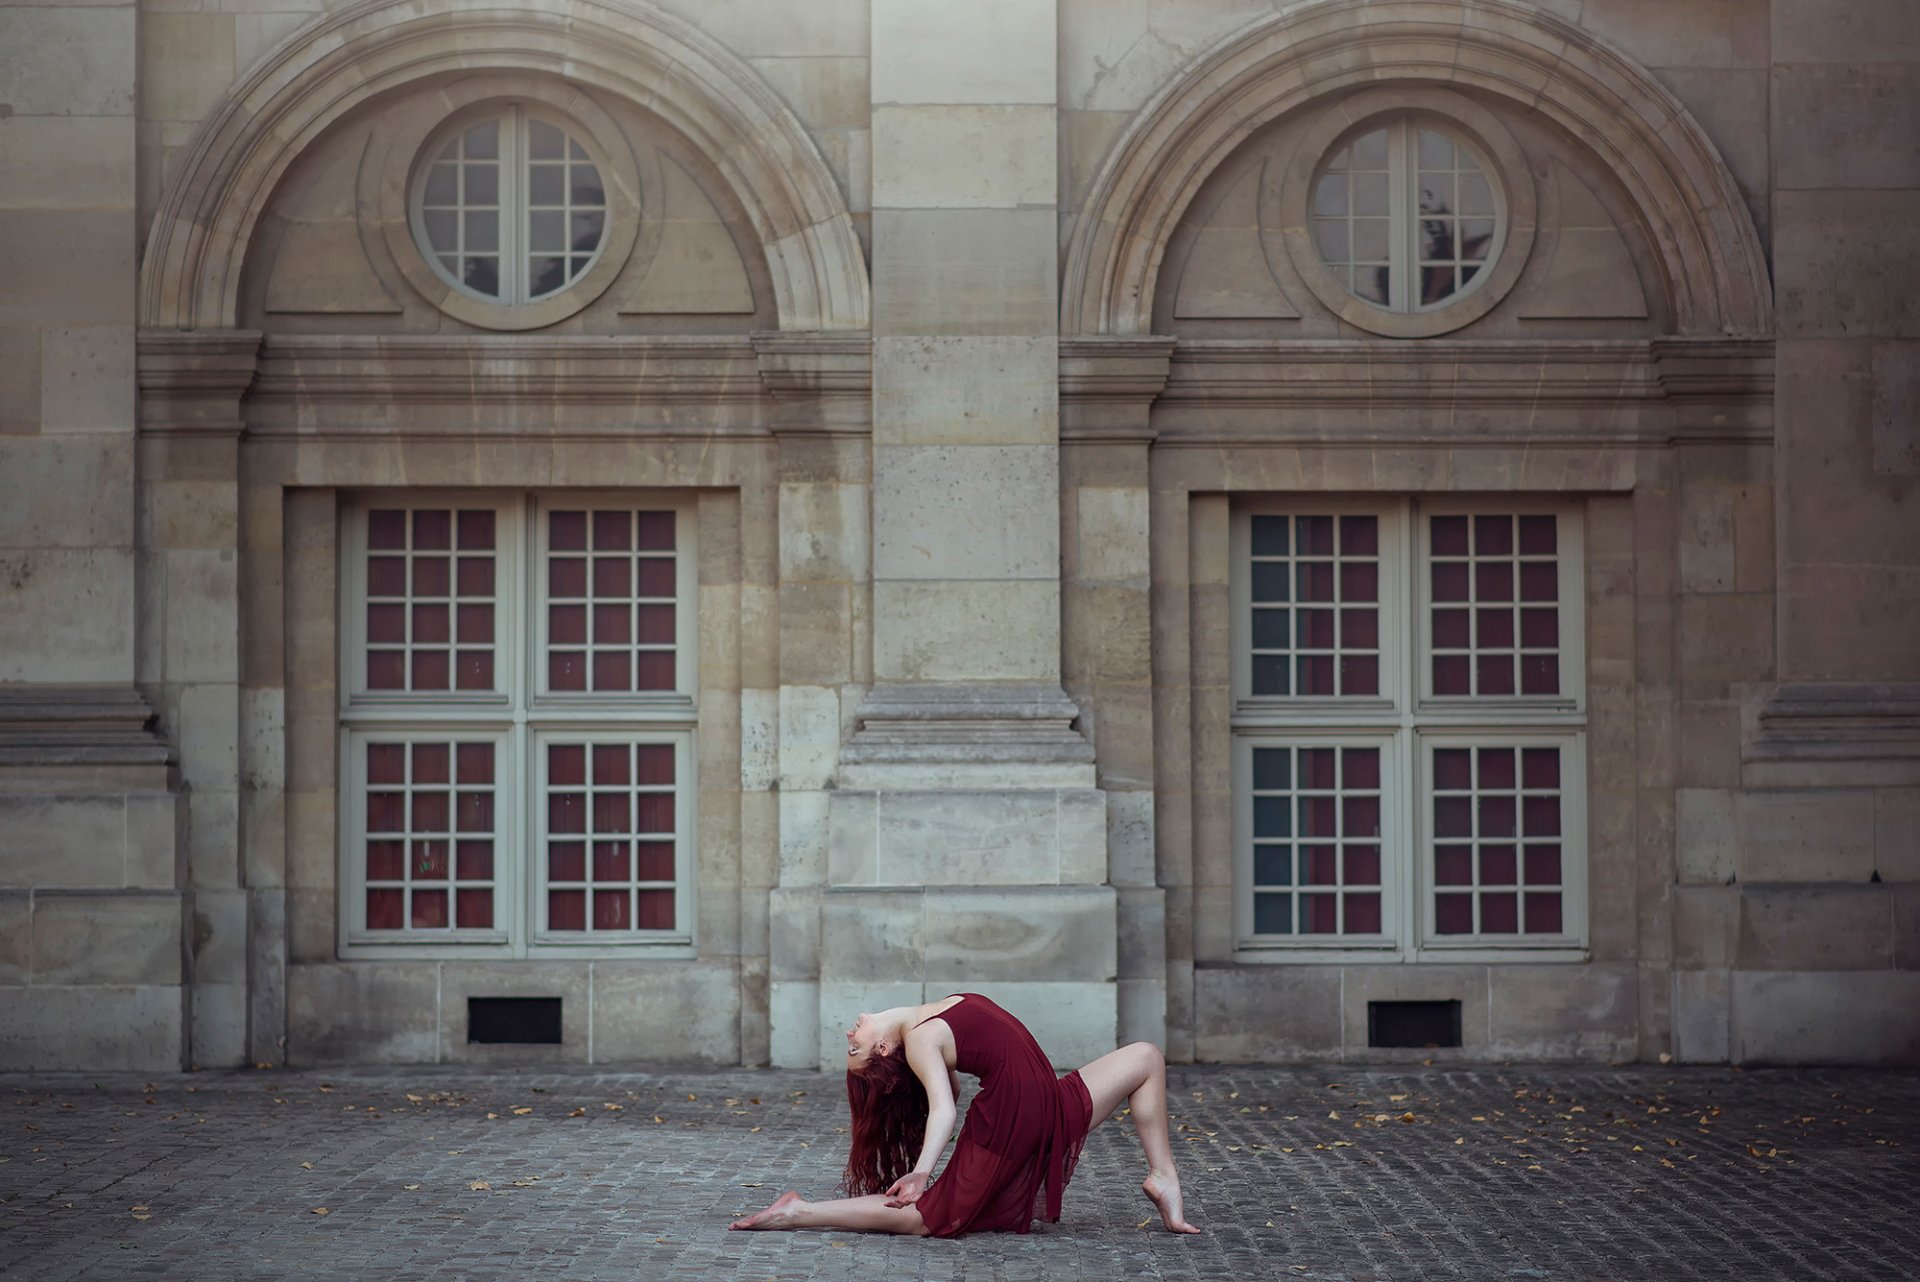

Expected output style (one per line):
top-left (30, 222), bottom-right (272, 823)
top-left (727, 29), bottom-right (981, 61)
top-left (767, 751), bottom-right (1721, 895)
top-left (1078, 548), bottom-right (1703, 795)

top-left (411, 106), bottom-right (609, 305)
top-left (1310, 118), bottom-right (1502, 314)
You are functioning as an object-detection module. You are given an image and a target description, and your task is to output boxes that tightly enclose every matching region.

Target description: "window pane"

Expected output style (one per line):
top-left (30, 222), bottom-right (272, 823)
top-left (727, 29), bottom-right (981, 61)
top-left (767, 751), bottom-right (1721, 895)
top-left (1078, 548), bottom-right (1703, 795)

top-left (1247, 513), bottom-right (1383, 701)
top-left (360, 739), bottom-right (493, 934)
top-left (1428, 513), bottom-right (1564, 698)
top-left (1245, 742), bottom-right (1386, 938)
top-left (1428, 742), bottom-right (1569, 941)
top-left (545, 740), bottom-right (680, 934)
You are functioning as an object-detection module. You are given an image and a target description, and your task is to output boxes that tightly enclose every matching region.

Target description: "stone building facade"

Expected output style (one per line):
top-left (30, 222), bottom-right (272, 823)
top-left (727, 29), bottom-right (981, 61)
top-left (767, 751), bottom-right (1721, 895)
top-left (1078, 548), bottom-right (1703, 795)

top-left (1, 0), bottom-right (1916, 1072)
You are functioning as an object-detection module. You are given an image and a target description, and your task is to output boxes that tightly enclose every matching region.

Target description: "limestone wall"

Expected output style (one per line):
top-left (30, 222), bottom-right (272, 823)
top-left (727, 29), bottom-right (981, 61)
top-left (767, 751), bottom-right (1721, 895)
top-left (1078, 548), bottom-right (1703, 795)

top-left (0, 0), bottom-right (1915, 1071)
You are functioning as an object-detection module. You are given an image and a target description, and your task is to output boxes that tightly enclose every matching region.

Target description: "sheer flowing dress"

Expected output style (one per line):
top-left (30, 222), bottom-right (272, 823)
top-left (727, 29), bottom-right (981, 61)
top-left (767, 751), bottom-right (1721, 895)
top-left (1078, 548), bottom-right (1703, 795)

top-left (912, 993), bottom-right (1094, 1237)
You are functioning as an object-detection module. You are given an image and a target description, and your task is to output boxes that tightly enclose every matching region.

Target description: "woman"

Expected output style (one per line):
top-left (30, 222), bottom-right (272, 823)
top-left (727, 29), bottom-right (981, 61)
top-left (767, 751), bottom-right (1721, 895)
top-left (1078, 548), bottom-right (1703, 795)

top-left (729, 992), bottom-right (1200, 1236)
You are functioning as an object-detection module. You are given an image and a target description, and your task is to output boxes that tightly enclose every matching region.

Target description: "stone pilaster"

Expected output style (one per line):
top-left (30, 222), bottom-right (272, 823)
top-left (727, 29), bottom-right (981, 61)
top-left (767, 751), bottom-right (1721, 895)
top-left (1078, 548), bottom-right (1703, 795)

top-left (790, 0), bottom-right (1118, 1069)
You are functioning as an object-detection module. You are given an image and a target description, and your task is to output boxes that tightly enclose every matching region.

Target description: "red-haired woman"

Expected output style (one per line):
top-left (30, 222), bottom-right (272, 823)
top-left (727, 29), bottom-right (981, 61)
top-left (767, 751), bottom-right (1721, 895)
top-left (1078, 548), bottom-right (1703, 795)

top-left (729, 992), bottom-right (1200, 1236)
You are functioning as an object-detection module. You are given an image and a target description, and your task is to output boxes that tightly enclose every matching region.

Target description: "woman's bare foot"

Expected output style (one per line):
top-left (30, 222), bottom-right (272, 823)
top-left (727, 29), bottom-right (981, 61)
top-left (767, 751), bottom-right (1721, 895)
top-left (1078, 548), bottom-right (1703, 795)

top-left (730, 1189), bottom-right (802, 1230)
top-left (1142, 1172), bottom-right (1201, 1234)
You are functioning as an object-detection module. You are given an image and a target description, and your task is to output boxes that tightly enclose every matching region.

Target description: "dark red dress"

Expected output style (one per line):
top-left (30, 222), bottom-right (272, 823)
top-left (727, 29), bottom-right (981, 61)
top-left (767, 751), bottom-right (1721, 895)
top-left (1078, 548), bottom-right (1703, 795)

top-left (911, 993), bottom-right (1094, 1237)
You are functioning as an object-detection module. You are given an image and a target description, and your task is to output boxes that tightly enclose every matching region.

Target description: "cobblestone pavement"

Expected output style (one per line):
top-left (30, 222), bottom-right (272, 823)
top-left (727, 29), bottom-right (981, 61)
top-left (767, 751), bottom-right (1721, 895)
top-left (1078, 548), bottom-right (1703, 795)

top-left (2, 1063), bottom-right (1916, 1282)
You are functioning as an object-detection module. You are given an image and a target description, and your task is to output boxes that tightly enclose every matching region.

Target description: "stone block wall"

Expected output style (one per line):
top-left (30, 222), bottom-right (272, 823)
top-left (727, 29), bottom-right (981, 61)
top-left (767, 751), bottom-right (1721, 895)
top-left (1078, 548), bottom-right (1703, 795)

top-left (2, 0), bottom-right (1917, 1070)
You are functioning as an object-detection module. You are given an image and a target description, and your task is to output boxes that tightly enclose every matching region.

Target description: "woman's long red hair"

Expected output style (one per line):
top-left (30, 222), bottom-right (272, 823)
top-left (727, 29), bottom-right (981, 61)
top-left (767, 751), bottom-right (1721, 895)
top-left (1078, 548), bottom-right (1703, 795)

top-left (841, 1048), bottom-right (928, 1196)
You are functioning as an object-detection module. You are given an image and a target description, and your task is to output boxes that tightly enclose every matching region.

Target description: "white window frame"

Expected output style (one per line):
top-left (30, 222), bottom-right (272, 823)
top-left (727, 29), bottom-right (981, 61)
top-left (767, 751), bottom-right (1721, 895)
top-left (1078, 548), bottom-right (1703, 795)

top-left (338, 492), bottom-right (697, 961)
top-left (1231, 498), bottom-right (1587, 963)
top-left (1309, 114), bottom-right (1509, 316)
top-left (1414, 729), bottom-right (1587, 959)
top-left (407, 104), bottom-right (612, 307)
top-left (530, 498), bottom-right (699, 710)
top-left (530, 729), bottom-right (695, 949)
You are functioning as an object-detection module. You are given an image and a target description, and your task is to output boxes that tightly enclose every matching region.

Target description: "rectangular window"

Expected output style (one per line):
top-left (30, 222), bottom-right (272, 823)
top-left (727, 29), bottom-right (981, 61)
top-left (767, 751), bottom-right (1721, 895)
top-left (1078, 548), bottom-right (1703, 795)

top-left (1233, 500), bottom-right (1584, 960)
top-left (339, 495), bottom-right (696, 958)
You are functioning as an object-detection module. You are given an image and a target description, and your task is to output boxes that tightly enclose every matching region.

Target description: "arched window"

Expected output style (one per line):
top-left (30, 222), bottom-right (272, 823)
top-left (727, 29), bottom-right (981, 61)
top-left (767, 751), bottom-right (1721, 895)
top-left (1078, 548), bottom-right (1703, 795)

top-left (411, 106), bottom-right (609, 305)
top-left (1310, 117), bottom-right (1503, 314)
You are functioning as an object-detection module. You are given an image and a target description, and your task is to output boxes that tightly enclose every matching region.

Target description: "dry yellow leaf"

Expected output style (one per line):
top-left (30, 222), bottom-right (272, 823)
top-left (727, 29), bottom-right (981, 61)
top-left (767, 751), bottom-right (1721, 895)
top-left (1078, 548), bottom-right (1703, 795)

top-left (568, 1108), bottom-right (586, 1117)
top-left (469, 1181), bottom-right (491, 1191)
top-left (511, 1106), bottom-right (534, 1116)
top-left (311, 1208), bottom-right (329, 1216)
top-left (1328, 1110), bottom-right (1341, 1119)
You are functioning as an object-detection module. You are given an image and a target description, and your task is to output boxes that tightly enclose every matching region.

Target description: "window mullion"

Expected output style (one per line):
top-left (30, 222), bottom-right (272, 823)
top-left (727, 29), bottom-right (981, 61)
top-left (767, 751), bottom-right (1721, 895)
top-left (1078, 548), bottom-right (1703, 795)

top-left (505, 106), bottom-right (525, 306)
top-left (1391, 121), bottom-right (1411, 313)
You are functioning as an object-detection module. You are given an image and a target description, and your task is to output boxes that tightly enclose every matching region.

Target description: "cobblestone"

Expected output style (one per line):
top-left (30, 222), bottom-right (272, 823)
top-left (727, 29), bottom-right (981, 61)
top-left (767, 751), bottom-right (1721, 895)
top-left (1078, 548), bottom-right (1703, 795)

top-left (2, 1064), bottom-right (1916, 1281)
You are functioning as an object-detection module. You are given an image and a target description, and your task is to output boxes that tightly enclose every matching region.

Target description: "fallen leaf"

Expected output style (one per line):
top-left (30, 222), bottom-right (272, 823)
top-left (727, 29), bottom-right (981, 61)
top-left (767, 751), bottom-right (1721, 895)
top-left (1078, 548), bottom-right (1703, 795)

top-left (403, 1184), bottom-right (421, 1191)
top-left (1328, 1110), bottom-right (1341, 1119)
top-left (311, 1208), bottom-right (329, 1216)
top-left (486, 1113), bottom-right (499, 1120)
top-left (568, 1108), bottom-right (586, 1118)
top-left (1454, 1137), bottom-right (1465, 1145)
top-left (511, 1107), bottom-right (534, 1116)
top-left (469, 1181), bottom-right (491, 1191)
top-left (1137, 1218), bottom-right (1151, 1228)
top-left (602, 1103), bottom-right (623, 1111)
top-left (301, 1161), bottom-right (314, 1170)
top-left (405, 1094), bottom-right (424, 1103)
top-left (1400, 1112), bottom-right (1416, 1124)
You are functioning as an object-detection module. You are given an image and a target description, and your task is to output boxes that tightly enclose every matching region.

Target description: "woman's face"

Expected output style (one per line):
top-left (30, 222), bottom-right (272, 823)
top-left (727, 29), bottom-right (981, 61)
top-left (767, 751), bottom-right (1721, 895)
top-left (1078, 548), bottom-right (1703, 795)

top-left (845, 1011), bottom-right (888, 1072)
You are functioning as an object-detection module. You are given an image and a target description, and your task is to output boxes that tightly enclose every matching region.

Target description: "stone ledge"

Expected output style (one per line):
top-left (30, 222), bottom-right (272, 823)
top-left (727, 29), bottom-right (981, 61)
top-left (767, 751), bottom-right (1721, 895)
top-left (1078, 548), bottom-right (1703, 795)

top-left (840, 682), bottom-right (1096, 769)
top-left (1152, 337), bottom-right (1773, 445)
top-left (0, 685), bottom-right (172, 767)
top-left (1746, 683), bottom-right (1920, 787)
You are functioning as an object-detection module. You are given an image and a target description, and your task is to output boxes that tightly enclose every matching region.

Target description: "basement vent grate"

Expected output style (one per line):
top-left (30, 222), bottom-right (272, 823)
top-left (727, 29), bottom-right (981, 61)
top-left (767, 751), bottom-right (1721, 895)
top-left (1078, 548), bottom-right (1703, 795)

top-left (468, 997), bottom-right (563, 1044)
top-left (1367, 999), bottom-right (1462, 1049)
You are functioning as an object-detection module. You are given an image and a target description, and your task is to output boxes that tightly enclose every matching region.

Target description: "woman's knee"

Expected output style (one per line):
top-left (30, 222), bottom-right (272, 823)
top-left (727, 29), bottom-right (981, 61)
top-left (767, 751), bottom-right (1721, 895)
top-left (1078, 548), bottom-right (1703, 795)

top-left (1127, 1041), bottom-right (1165, 1071)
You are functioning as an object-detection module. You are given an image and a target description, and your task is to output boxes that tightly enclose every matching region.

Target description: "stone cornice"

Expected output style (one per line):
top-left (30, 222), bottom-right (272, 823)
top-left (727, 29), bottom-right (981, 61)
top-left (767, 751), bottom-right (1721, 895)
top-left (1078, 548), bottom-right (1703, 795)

top-left (0, 685), bottom-right (173, 767)
top-left (752, 332), bottom-right (873, 436)
top-left (1147, 336), bottom-right (1772, 446)
top-left (249, 335), bottom-right (767, 408)
top-left (1750, 683), bottom-right (1920, 762)
top-left (1059, 336), bottom-right (1175, 441)
top-left (136, 329), bottom-right (262, 436)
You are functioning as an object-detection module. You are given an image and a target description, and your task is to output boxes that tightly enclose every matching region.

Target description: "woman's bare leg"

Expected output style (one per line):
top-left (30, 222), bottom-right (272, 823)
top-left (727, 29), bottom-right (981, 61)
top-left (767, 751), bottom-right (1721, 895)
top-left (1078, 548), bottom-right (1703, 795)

top-left (730, 1190), bottom-right (928, 1235)
top-left (1074, 1042), bottom-right (1200, 1233)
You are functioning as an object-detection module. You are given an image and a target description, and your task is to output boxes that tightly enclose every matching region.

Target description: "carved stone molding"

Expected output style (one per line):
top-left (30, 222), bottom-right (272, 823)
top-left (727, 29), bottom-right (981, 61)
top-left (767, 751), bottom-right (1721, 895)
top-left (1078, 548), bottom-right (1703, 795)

top-left (0, 685), bottom-right (172, 768)
top-left (244, 334), bottom-right (770, 439)
top-left (136, 330), bottom-right (262, 437)
top-left (752, 332), bottom-right (873, 436)
top-left (139, 0), bottom-right (868, 333)
top-left (1059, 336), bottom-right (1175, 441)
top-left (1064, 0), bottom-right (1771, 338)
top-left (838, 682), bottom-right (1098, 789)
top-left (1749, 683), bottom-right (1920, 779)
top-left (1149, 336), bottom-right (1772, 446)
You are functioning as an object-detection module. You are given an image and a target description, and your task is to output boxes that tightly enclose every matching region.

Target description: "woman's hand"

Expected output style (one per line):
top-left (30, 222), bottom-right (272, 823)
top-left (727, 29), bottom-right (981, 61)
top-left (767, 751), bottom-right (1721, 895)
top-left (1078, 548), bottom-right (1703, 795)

top-left (883, 1171), bottom-right (929, 1207)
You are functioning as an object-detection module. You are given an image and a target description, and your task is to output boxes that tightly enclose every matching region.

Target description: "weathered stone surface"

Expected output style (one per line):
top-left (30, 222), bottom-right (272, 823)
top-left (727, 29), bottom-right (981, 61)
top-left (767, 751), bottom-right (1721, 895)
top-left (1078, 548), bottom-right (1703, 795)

top-left (870, 209), bottom-right (1056, 337)
top-left (1733, 970), bottom-right (1920, 1064)
top-left (0, 5), bottom-right (135, 117)
top-left (872, 0), bottom-right (1055, 105)
top-left (592, 962), bottom-right (741, 1065)
top-left (1736, 885), bottom-right (1894, 971)
top-left (872, 580), bottom-right (1061, 683)
top-left (287, 962), bottom-right (439, 1066)
top-left (873, 336), bottom-right (1056, 446)
top-left (1880, 788), bottom-right (1920, 881)
top-left (871, 107), bottom-right (1055, 208)
top-left (1194, 964), bottom-right (1343, 1062)
top-left (1735, 790), bottom-right (1879, 883)
top-left (0, 984), bottom-right (182, 1072)
top-left (923, 886), bottom-right (1117, 983)
top-left (1487, 964), bottom-right (1638, 1062)
top-left (1671, 968), bottom-right (1731, 1063)
top-left (872, 444), bottom-right (1060, 581)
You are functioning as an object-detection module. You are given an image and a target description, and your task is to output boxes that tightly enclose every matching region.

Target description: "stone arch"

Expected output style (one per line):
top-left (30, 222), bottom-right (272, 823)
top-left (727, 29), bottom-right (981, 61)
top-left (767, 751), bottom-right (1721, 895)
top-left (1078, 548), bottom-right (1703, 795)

top-left (140, 0), bottom-right (869, 332)
top-left (1063, 0), bottom-right (1770, 337)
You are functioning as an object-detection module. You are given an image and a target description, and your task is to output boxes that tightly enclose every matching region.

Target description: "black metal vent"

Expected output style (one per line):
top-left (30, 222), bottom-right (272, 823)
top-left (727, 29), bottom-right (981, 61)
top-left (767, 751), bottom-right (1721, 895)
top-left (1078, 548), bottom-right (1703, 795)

top-left (1367, 999), bottom-right (1462, 1049)
top-left (468, 997), bottom-right (563, 1044)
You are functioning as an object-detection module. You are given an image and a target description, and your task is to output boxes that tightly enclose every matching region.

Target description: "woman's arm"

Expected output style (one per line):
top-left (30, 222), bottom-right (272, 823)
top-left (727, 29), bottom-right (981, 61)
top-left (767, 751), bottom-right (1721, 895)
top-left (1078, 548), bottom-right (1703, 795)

top-left (884, 1030), bottom-right (957, 1205)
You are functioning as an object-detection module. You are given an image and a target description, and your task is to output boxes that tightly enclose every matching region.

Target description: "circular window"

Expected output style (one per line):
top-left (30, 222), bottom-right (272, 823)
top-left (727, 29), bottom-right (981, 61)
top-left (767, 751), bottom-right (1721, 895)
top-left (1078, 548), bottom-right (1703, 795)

top-left (1277, 91), bottom-right (1536, 339)
top-left (412, 107), bottom-right (609, 305)
top-left (1311, 119), bottom-right (1502, 314)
